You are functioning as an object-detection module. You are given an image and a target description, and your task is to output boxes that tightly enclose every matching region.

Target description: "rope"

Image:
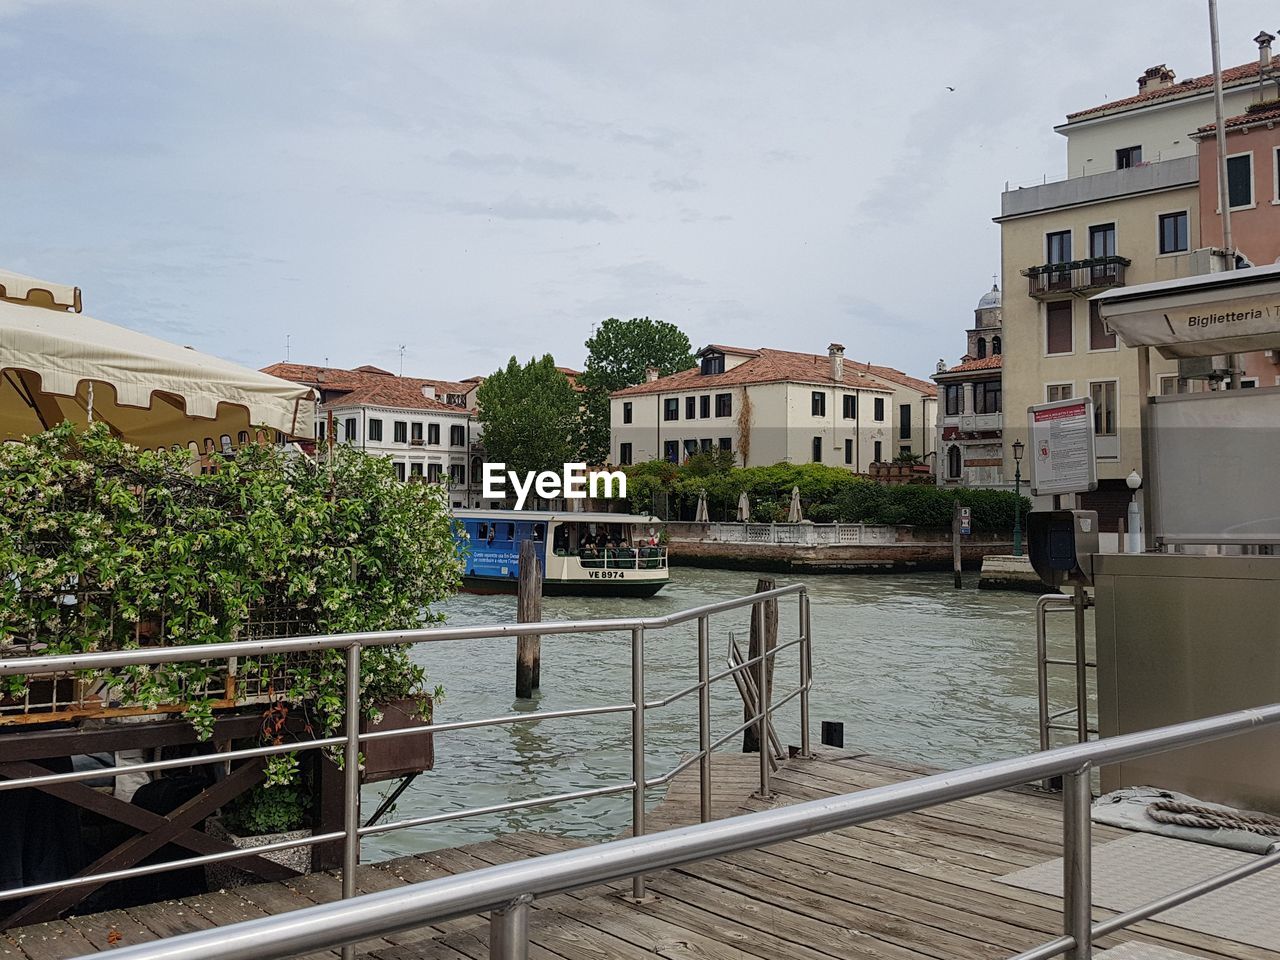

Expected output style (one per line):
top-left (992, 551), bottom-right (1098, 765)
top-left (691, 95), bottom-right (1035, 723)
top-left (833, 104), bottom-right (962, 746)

top-left (1148, 800), bottom-right (1280, 837)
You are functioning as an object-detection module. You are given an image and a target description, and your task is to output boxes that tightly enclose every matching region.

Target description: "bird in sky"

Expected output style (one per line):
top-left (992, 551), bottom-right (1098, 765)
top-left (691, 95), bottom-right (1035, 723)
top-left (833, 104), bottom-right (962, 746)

top-left (945, 86), bottom-right (956, 92)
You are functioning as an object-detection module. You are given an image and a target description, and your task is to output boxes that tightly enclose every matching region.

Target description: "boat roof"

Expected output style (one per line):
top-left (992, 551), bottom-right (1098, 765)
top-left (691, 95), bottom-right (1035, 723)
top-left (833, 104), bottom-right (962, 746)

top-left (454, 509), bottom-right (663, 524)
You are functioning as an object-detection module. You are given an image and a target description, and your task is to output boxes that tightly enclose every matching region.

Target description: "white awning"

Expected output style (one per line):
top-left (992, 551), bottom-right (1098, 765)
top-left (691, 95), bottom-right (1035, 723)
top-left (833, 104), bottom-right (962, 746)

top-left (1092, 263), bottom-right (1280, 359)
top-left (1, 294), bottom-right (315, 448)
top-left (0, 268), bottom-right (82, 312)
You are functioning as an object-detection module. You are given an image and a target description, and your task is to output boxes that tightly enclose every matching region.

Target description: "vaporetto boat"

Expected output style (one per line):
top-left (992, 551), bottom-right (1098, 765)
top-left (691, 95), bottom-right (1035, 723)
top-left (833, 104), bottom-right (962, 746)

top-left (452, 509), bottom-right (670, 597)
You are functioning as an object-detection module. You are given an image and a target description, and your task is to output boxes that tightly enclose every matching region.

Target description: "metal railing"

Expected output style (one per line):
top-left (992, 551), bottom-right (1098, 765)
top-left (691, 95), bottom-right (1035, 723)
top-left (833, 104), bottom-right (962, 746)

top-left (574, 546), bottom-right (668, 569)
top-left (1022, 255), bottom-right (1131, 299)
top-left (72, 702), bottom-right (1280, 960)
top-left (1036, 590), bottom-right (1096, 754)
top-left (0, 584), bottom-right (812, 954)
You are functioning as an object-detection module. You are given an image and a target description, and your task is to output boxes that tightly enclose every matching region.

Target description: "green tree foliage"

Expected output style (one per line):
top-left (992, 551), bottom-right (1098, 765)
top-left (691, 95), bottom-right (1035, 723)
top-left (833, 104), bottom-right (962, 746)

top-left (0, 424), bottom-right (460, 778)
top-left (623, 459), bottom-right (1028, 529)
top-left (578, 317), bottom-right (695, 464)
top-left (476, 355), bottom-right (579, 477)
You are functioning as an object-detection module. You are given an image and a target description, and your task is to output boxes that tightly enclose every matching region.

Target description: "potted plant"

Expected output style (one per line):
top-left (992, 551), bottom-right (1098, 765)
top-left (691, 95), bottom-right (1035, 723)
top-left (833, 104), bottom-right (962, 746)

top-left (359, 655), bottom-right (443, 783)
top-left (205, 774), bottom-right (312, 889)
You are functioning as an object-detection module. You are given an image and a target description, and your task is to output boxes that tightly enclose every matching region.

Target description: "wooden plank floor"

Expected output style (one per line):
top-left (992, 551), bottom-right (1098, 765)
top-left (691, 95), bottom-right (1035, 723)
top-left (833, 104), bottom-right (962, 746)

top-left (5, 750), bottom-right (1275, 960)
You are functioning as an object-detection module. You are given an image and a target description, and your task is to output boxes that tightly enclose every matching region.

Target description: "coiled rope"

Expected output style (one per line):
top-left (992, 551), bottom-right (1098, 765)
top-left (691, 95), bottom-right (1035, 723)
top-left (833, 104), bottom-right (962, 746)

top-left (1149, 800), bottom-right (1280, 837)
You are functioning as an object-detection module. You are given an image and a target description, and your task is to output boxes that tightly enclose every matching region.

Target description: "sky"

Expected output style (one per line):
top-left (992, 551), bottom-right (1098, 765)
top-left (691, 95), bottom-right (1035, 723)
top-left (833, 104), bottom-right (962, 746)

top-left (1, 1), bottom-right (1272, 382)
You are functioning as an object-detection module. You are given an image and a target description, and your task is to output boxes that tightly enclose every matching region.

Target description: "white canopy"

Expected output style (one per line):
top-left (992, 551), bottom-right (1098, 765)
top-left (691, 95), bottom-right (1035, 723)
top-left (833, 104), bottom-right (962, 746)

top-left (1, 281), bottom-right (314, 449)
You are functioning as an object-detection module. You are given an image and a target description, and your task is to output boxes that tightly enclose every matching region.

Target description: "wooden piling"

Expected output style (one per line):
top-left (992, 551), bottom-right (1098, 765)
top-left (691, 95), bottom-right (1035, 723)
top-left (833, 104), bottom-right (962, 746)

top-left (742, 576), bottom-right (778, 753)
top-left (952, 502), bottom-right (962, 588)
top-left (516, 539), bottom-right (541, 699)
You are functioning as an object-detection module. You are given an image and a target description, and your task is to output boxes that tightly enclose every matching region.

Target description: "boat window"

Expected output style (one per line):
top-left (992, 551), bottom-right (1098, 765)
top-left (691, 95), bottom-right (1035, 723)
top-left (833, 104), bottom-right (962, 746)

top-left (476, 522), bottom-right (489, 542)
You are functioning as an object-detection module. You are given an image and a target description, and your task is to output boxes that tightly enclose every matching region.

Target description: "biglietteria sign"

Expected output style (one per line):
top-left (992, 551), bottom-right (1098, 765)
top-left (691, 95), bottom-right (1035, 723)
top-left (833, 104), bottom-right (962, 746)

top-left (1098, 291), bottom-right (1280, 358)
top-left (1028, 397), bottom-right (1097, 498)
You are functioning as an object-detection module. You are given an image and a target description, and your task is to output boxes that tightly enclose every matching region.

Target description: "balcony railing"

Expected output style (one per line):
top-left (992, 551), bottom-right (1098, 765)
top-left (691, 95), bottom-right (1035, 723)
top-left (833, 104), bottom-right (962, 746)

top-left (1022, 255), bottom-right (1130, 299)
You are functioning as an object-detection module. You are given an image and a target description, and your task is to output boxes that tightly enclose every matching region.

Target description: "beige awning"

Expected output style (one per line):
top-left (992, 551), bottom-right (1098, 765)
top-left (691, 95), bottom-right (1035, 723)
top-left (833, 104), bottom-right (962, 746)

top-left (0, 268), bottom-right (82, 313)
top-left (0, 288), bottom-right (315, 449)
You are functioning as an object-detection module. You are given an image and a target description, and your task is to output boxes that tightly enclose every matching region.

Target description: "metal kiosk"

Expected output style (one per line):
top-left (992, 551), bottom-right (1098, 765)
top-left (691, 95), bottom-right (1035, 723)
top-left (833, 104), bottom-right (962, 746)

top-left (1086, 264), bottom-right (1280, 811)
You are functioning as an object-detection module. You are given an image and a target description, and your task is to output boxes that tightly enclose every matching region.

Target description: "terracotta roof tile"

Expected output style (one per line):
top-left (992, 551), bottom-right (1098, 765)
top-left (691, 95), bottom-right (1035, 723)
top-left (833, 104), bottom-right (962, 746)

top-left (323, 379), bottom-right (468, 413)
top-left (262, 362), bottom-right (472, 399)
top-left (611, 347), bottom-right (936, 398)
top-left (936, 355), bottom-right (1003, 376)
top-left (1066, 58), bottom-right (1275, 121)
top-left (1195, 102), bottom-right (1280, 135)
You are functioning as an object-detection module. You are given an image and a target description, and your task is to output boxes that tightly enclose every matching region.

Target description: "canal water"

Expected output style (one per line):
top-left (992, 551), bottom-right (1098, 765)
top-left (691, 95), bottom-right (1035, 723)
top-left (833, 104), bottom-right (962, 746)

top-left (363, 567), bottom-right (1090, 860)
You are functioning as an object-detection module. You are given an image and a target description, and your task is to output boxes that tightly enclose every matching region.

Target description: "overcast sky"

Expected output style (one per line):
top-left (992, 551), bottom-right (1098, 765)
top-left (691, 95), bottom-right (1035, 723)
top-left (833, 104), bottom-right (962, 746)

top-left (1, 1), bottom-right (1270, 382)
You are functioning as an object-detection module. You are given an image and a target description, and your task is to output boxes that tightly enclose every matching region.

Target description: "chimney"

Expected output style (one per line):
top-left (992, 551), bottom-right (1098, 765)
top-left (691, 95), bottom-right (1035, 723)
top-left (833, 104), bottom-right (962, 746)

top-left (1257, 31), bottom-right (1275, 69)
top-left (1136, 65), bottom-right (1176, 93)
top-left (827, 343), bottom-right (845, 381)
top-left (645, 366), bottom-right (659, 383)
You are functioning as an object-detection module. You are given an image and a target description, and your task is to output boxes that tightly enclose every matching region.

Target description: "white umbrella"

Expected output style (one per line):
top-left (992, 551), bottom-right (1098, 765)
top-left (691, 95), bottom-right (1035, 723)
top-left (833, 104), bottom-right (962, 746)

top-left (695, 489), bottom-right (710, 523)
top-left (1, 271), bottom-right (314, 449)
top-left (787, 486), bottom-right (803, 523)
top-left (736, 490), bottom-right (750, 521)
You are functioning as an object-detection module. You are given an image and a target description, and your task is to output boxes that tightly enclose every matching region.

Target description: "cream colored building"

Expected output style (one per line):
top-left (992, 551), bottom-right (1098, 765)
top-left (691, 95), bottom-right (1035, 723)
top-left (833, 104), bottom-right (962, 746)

top-left (997, 39), bottom-right (1275, 520)
top-left (610, 344), bottom-right (937, 470)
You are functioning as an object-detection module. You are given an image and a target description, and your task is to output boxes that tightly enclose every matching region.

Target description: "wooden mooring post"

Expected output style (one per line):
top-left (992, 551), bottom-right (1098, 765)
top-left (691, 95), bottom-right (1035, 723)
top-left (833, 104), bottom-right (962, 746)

top-left (516, 539), bottom-right (541, 699)
top-left (952, 501), bottom-right (962, 588)
top-left (742, 576), bottom-right (778, 753)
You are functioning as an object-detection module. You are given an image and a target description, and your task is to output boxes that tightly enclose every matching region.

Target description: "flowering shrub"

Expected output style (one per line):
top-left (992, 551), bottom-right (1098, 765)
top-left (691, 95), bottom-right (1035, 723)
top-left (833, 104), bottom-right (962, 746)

top-left (0, 423), bottom-right (461, 776)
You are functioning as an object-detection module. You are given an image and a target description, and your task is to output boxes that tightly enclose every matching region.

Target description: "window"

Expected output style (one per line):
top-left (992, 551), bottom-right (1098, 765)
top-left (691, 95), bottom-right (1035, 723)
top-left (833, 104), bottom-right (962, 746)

top-left (367, 418), bottom-right (383, 441)
top-left (685, 396), bottom-right (696, 419)
top-left (976, 337), bottom-right (986, 359)
top-left (812, 437), bottom-right (823, 462)
top-left (973, 381), bottom-right (1002, 414)
top-left (1090, 381), bottom-right (1117, 436)
top-left (427, 463), bottom-right (442, 483)
top-left (715, 393), bottom-right (732, 417)
top-left (394, 462), bottom-right (406, 481)
top-left (1047, 383), bottom-right (1073, 402)
top-left (700, 352), bottom-right (724, 375)
top-left (1158, 211), bottom-right (1189, 254)
top-left (622, 402), bottom-right (633, 424)
top-left (842, 394), bottom-right (856, 419)
top-left (844, 438), bottom-right (853, 464)
top-left (664, 440), bottom-right (679, 463)
top-left (947, 445), bottom-right (962, 479)
top-left (873, 440), bottom-right (882, 462)
top-left (409, 462), bottom-right (423, 477)
top-left (811, 391), bottom-right (826, 416)
top-left (317, 420), bottom-right (326, 440)
top-left (1116, 145), bottom-right (1142, 169)
top-left (664, 398), bottom-right (679, 421)
top-left (718, 437), bottom-right (732, 451)
top-left (427, 423), bottom-right (440, 444)
top-left (873, 397), bottom-right (885, 421)
top-left (450, 425), bottom-right (465, 446)
top-left (898, 404), bottom-right (911, 439)
top-left (992, 335), bottom-right (1001, 355)
top-left (683, 439), bottom-right (698, 457)
top-left (699, 438), bottom-right (712, 453)
top-left (1046, 230), bottom-right (1072, 264)
top-left (944, 384), bottom-right (962, 416)
top-left (699, 395), bottom-right (710, 418)
top-left (449, 464), bottom-right (466, 485)
top-left (343, 417), bottom-right (357, 442)
top-left (1088, 300), bottom-right (1116, 350)
top-left (1227, 153), bottom-right (1253, 208)
top-left (619, 442), bottom-right (633, 465)
top-left (1159, 375), bottom-right (1182, 396)
top-left (393, 420), bottom-right (407, 443)
top-left (411, 421), bottom-right (423, 443)
top-left (899, 444), bottom-right (911, 457)
top-left (1046, 301), bottom-right (1073, 355)
top-left (1089, 222), bottom-right (1116, 258)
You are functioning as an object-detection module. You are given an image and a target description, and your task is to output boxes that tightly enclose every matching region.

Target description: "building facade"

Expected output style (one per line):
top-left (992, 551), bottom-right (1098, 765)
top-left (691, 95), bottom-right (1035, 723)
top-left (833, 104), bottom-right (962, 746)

top-left (609, 344), bottom-right (937, 470)
top-left (932, 284), bottom-right (1006, 488)
top-left (997, 33), bottom-right (1280, 522)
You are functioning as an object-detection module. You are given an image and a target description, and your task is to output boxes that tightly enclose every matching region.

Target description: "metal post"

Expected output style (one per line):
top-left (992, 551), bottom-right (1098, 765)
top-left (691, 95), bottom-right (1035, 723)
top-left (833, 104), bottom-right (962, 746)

top-left (489, 896), bottom-right (531, 960)
top-left (1073, 587), bottom-right (1088, 743)
top-left (799, 592), bottom-right (812, 758)
top-left (1035, 599), bottom-right (1051, 754)
top-left (630, 625), bottom-right (647, 899)
top-left (753, 603), bottom-right (771, 799)
top-left (1063, 763), bottom-right (1093, 959)
top-left (697, 615), bottom-right (711, 822)
top-left (341, 642), bottom-right (361, 960)
top-left (1013, 461), bottom-right (1023, 557)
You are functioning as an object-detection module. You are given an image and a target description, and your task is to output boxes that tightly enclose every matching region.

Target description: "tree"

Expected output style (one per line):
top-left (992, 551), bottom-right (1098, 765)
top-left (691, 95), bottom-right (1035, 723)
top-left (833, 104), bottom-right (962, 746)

top-left (578, 317), bottom-right (695, 464)
top-left (475, 355), bottom-right (579, 479)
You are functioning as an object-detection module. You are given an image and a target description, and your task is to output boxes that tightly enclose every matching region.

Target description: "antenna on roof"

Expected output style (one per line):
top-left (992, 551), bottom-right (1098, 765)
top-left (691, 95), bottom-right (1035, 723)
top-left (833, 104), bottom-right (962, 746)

top-left (398, 344), bottom-right (407, 377)
top-left (285, 334), bottom-right (291, 362)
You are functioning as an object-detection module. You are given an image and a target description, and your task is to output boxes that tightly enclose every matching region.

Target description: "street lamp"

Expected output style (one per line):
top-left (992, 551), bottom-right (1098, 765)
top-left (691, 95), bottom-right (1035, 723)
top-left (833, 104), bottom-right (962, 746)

top-left (1012, 439), bottom-right (1025, 557)
top-left (1126, 470), bottom-right (1143, 553)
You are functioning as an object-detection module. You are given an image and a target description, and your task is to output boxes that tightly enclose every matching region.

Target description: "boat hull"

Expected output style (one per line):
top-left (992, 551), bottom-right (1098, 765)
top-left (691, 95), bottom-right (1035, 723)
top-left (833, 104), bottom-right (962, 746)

top-left (461, 574), bottom-right (668, 598)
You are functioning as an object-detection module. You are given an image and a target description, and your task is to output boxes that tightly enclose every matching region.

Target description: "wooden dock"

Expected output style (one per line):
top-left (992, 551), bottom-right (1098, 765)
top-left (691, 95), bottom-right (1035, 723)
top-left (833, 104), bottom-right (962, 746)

top-left (4, 750), bottom-right (1274, 960)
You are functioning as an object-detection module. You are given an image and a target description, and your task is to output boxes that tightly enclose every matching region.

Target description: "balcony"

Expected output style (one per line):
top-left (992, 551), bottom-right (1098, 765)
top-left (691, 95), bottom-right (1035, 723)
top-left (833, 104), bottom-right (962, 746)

top-left (1022, 256), bottom-right (1130, 300)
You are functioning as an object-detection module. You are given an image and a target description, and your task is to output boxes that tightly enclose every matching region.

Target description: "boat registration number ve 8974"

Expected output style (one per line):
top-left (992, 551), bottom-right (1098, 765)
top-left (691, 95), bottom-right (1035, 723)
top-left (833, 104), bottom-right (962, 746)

top-left (588, 570), bottom-right (625, 579)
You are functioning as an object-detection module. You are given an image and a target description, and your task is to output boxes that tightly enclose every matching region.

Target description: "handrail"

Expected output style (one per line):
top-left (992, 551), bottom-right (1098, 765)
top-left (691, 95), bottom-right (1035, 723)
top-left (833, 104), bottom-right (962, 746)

top-left (85, 702), bottom-right (1280, 960)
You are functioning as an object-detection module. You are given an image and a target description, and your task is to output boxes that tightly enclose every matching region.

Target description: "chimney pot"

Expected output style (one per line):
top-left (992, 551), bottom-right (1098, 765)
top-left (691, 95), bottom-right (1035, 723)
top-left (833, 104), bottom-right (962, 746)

top-left (1136, 64), bottom-right (1176, 93)
top-left (827, 343), bottom-right (845, 381)
top-left (645, 366), bottom-right (660, 383)
top-left (1257, 31), bottom-right (1275, 69)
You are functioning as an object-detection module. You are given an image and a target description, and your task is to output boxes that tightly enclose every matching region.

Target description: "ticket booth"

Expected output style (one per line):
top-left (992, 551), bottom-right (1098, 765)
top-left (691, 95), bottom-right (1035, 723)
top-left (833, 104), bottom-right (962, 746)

top-left (1087, 264), bottom-right (1280, 811)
